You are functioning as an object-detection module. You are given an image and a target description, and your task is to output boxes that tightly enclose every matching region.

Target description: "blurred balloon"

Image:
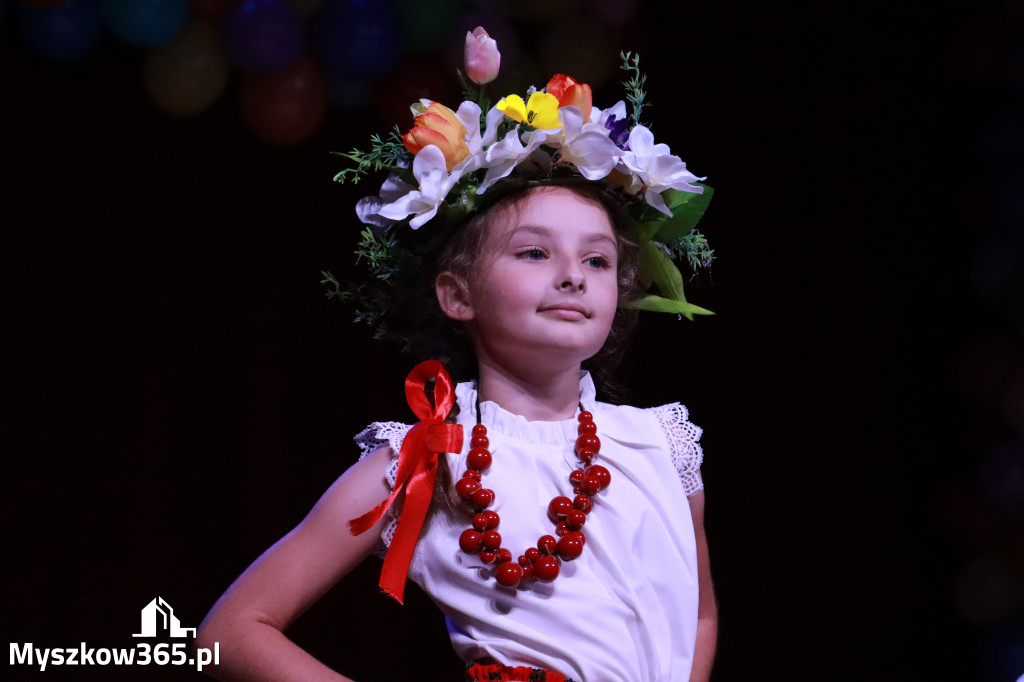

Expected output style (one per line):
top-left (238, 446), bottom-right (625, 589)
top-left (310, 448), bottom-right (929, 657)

top-left (102, 0), bottom-right (187, 48)
top-left (238, 54), bottom-right (328, 147)
top-left (309, 0), bottom-right (401, 79)
top-left (188, 0), bottom-right (236, 19)
top-left (144, 20), bottom-right (230, 116)
top-left (391, 0), bottom-right (460, 53)
top-left (18, 0), bottom-right (102, 63)
top-left (223, 0), bottom-right (303, 73)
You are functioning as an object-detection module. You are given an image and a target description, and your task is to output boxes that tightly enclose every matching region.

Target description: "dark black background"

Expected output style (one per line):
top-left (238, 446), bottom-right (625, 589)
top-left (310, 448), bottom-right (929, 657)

top-left (6, 0), bottom-right (1019, 680)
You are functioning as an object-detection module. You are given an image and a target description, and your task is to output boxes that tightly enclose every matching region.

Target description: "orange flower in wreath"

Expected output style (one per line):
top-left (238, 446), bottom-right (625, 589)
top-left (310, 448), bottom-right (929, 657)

top-left (546, 74), bottom-right (593, 123)
top-left (402, 102), bottom-right (470, 172)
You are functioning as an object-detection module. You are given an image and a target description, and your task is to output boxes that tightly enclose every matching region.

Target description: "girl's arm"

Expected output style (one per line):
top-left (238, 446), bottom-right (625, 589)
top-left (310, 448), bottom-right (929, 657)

top-left (195, 446), bottom-right (395, 682)
top-left (688, 485), bottom-right (717, 682)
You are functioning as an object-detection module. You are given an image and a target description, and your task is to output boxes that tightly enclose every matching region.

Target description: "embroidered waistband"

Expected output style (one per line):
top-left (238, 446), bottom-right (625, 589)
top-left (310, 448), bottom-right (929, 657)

top-left (464, 661), bottom-right (574, 682)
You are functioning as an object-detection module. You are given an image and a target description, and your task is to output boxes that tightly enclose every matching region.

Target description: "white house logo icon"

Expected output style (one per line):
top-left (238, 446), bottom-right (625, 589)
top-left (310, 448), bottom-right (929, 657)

top-left (132, 597), bottom-right (196, 638)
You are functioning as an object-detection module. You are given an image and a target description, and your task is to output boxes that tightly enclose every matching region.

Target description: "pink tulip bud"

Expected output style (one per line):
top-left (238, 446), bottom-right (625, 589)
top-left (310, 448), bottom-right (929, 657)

top-left (464, 27), bottom-right (500, 85)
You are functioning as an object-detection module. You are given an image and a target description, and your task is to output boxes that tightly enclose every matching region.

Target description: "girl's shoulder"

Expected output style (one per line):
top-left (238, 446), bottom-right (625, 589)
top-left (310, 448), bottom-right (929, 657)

top-left (596, 400), bottom-right (706, 496)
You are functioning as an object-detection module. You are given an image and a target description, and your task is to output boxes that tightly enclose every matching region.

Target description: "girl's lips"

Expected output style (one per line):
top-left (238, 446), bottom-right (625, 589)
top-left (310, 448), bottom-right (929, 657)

top-left (539, 305), bottom-right (589, 320)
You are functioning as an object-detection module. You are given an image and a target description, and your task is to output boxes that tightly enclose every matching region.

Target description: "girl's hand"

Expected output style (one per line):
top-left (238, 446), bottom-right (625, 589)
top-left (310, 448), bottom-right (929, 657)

top-left (196, 446), bottom-right (396, 681)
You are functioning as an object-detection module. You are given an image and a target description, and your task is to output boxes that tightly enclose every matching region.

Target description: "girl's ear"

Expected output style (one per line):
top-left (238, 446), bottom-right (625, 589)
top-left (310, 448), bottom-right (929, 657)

top-left (435, 271), bottom-right (475, 321)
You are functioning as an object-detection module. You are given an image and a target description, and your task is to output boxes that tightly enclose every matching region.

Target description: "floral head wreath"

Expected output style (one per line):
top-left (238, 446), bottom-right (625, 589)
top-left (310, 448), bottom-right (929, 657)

top-left (323, 27), bottom-right (715, 348)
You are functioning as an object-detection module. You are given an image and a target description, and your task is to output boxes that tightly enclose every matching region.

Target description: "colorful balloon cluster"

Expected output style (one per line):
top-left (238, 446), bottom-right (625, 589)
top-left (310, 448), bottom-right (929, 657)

top-left (10, 0), bottom-right (431, 147)
top-left (10, 0), bottom-right (640, 148)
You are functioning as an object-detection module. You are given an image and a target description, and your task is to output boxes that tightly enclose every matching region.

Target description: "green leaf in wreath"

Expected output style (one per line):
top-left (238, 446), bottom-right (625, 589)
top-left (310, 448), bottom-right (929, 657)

top-left (650, 185), bottom-right (714, 243)
top-left (625, 294), bottom-right (714, 320)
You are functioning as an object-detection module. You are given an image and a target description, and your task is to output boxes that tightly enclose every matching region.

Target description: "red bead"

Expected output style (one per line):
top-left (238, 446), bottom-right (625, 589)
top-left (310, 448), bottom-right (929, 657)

top-left (483, 509), bottom-right (501, 529)
top-left (556, 532), bottom-right (585, 560)
top-left (569, 469), bottom-right (586, 485)
top-left (575, 434), bottom-right (600, 454)
top-left (577, 420), bottom-right (597, 435)
top-left (471, 434), bottom-right (490, 448)
top-left (587, 465), bottom-right (611, 490)
top-left (555, 521), bottom-right (569, 537)
top-left (459, 529), bottom-right (482, 553)
top-left (462, 469), bottom-right (482, 482)
top-left (582, 477), bottom-right (601, 496)
top-left (578, 411), bottom-right (593, 423)
top-left (533, 555), bottom-right (560, 581)
top-left (547, 496), bottom-right (573, 521)
top-left (518, 555), bottom-right (531, 566)
top-left (470, 488), bottom-right (495, 509)
top-left (573, 494), bottom-right (593, 513)
top-left (472, 513), bottom-right (490, 532)
top-left (537, 535), bottom-right (557, 555)
top-left (566, 509), bottom-right (587, 530)
top-left (467, 447), bottom-right (492, 470)
top-left (456, 477), bottom-right (481, 500)
top-left (480, 550), bottom-right (498, 564)
top-left (481, 530), bottom-right (502, 550)
top-left (520, 564), bottom-right (534, 582)
top-left (524, 547), bottom-right (541, 562)
top-left (575, 530), bottom-right (586, 546)
top-left (496, 561), bottom-right (523, 587)
top-left (577, 447), bottom-right (595, 463)
top-left (497, 548), bottom-right (513, 564)
top-left (472, 424), bottom-right (487, 437)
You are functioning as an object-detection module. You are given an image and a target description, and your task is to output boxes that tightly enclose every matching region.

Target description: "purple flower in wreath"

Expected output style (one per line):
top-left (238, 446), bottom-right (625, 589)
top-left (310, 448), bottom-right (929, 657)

top-left (604, 114), bottom-right (630, 149)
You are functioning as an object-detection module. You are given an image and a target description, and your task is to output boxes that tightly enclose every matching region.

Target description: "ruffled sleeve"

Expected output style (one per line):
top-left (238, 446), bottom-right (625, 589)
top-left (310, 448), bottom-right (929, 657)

top-left (353, 421), bottom-right (413, 549)
top-left (646, 403), bottom-right (704, 496)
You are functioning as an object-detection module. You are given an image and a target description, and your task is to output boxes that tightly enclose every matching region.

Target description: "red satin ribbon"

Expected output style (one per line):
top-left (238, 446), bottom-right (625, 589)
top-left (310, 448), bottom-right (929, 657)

top-left (348, 360), bottom-right (464, 604)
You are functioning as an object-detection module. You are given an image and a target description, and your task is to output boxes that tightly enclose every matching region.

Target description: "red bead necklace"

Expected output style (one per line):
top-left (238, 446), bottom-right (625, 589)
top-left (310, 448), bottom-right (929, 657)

top-left (456, 404), bottom-right (611, 588)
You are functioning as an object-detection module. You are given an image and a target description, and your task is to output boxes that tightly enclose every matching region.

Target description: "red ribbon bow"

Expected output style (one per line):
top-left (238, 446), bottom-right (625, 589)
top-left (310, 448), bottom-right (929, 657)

top-left (348, 360), bottom-right (464, 604)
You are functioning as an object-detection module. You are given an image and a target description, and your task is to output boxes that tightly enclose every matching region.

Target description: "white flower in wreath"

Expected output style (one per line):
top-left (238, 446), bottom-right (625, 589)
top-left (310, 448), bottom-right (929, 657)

top-left (476, 125), bottom-right (552, 194)
top-left (355, 174), bottom-right (415, 230)
top-left (453, 101), bottom-right (505, 174)
top-left (621, 125), bottom-right (705, 215)
top-left (375, 145), bottom-right (464, 229)
top-left (555, 106), bottom-right (623, 181)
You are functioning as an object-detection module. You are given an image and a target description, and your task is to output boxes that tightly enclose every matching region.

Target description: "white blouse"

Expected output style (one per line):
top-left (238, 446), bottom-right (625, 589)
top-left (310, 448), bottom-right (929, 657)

top-left (354, 372), bottom-right (705, 682)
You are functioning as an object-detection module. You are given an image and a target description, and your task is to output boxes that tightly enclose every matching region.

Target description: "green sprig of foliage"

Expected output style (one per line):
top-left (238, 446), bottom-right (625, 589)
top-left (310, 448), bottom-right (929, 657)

top-left (332, 128), bottom-right (410, 184)
top-left (666, 230), bottom-right (715, 272)
top-left (319, 270), bottom-right (347, 300)
top-left (354, 228), bottom-right (401, 279)
top-left (619, 51), bottom-right (649, 127)
top-left (457, 69), bottom-right (492, 117)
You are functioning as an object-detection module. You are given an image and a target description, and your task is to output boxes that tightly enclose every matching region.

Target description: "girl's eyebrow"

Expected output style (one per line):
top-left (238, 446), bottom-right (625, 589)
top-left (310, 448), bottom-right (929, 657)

top-left (509, 224), bottom-right (617, 247)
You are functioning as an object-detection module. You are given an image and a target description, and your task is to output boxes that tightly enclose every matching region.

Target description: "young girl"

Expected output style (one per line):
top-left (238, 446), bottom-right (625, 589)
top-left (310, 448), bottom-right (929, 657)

top-left (198, 30), bottom-right (717, 682)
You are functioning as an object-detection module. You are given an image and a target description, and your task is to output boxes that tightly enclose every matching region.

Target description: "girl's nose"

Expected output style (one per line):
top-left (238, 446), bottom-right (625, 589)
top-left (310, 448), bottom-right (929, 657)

top-left (560, 262), bottom-right (586, 291)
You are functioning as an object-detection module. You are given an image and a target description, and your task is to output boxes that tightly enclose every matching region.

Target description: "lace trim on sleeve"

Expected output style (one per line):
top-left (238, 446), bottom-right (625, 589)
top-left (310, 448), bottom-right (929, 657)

top-left (353, 421), bottom-right (413, 550)
top-left (648, 403), bottom-right (705, 496)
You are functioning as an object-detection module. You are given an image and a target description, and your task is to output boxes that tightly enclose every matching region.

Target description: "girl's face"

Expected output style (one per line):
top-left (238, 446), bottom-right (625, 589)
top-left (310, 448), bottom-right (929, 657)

top-left (445, 187), bottom-right (620, 372)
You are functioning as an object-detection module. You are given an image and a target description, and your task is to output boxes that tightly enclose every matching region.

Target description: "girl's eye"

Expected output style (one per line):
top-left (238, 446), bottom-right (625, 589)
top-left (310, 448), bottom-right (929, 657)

top-left (586, 255), bottom-right (611, 269)
top-left (518, 248), bottom-right (546, 261)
